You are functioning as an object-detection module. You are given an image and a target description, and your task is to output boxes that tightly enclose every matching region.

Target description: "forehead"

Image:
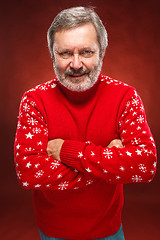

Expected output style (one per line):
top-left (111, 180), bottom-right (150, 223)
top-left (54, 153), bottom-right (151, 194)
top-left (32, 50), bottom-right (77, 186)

top-left (53, 22), bottom-right (99, 50)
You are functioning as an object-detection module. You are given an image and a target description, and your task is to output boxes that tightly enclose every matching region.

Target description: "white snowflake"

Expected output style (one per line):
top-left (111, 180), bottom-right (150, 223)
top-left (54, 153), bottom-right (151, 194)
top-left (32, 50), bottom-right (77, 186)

top-left (132, 175), bottom-right (142, 182)
top-left (140, 105), bottom-right (144, 112)
top-left (131, 137), bottom-right (141, 145)
top-left (27, 117), bottom-right (38, 126)
top-left (103, 169), bottom-right (108, 174)
top-left (46, 184), bottom-right (51, 187)
top-left (50, 161), bottom-right (60, 170)
top-left (37, 141), bottom-right (43, 146)
top-left (32, 127), bottom-right (41, 134)
top-left (118, 121), bottom-right (123, 127)
top-left (86, 180), bottom-right (94, 185)
top-left (23, 103), bottom-right (30, 112)
top-left (126, 101), bottom-right (131, 108)
top-left (132, 98), bottom-right (139, 106)
top-left (44, 129), bottom-right (48, 136)
top-left (30, 101), bottom-right (36, 107)
top-left (137, 115), bottom-right (145, 124)
top-left (138, 164), bottom-right (147, 173)
top-left (58, 181), bottom-right (69, 190)
top-left (103, 148), bottom-right (113, 159)
top-left (25, 147), bottom-right (35, 152)
top-left (35, 170), bottom-right (44, 178)
top-left (17, 121), bottom-right (22, 129)
top-left (17, 171), bottom-right (22, 179)
top-left (39, 85), bottom-right (48, 91)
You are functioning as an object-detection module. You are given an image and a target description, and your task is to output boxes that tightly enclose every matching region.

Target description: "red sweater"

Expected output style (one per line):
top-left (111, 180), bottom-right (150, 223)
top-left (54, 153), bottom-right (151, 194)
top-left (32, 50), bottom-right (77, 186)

top-left (14, 75), bottom-right (157, 239)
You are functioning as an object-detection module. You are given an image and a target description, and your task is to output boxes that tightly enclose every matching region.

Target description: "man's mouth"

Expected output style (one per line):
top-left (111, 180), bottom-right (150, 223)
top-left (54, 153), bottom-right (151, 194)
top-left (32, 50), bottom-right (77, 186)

top-left (69, 73), bottom-right (85, 78)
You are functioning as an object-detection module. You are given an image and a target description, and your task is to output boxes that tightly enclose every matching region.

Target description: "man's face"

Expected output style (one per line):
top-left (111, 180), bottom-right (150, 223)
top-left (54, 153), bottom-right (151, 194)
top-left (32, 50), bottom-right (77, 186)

top-left (53, 23), bottom-right (103, 92)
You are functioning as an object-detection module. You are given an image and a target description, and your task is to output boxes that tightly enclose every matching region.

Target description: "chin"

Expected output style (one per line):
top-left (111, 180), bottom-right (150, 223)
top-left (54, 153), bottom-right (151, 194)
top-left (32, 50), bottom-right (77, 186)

top-left (60, 78), bottom-right (96, 92)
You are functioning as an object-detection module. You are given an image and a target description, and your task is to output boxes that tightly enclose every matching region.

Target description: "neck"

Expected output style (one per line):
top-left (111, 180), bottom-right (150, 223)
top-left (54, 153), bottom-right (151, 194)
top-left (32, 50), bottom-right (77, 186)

top-left (56, 76), bottom-right (101, 104)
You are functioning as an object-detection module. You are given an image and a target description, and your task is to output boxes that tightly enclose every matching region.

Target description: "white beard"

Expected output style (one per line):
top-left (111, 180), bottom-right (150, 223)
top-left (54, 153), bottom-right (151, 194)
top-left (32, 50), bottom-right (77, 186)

top-left (53, 59), bottom-right (103, 92)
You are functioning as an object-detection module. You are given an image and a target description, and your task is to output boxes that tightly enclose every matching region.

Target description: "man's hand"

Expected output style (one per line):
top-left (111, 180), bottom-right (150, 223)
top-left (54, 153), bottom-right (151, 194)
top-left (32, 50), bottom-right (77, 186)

top-left (47, 139), bottom-right (64, 161)
top-left (107, 139), bottom-right (124, 148)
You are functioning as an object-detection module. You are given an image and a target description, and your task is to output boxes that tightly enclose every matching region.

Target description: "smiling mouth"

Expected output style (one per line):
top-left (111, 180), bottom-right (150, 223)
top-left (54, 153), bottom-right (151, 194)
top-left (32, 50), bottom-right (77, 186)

top-left (69, 74), bottom-right (85, 78)
top-left (67, 74), bottom-right (86, 83)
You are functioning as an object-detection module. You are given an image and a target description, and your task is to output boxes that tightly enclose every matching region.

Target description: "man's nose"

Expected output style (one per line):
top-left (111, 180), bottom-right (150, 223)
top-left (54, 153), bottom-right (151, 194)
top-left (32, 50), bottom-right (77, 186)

top-left (70, 54), bottom-right (83, 70)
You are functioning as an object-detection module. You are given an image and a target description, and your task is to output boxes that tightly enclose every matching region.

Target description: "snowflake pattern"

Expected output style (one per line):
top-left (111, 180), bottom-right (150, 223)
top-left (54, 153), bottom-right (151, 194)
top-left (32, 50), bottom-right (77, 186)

top-left (27, 117), bottom-right (38, 126)
top-left (50, 161), bottom-right (60, 170)
top-left (35, 170), bottom-right (44, 178)
top-left (132, 175), bottom-right (143, 183)
top-left (137, 115), bottom-right (145, 124)
top-left (17, 171), bottom-right (22, 179)
top-left (86, 180), bottom-right (94, 185)
top-left (32, 127), bottom-right (41, 134)
top-left (103, 149), bottom-right (113, 159)
top-left (138, 164), bottom-right (147, 173)
top-left (58, 181), bottom-right (69, 190)
top-left (14, 75), bottom-right (156, 191)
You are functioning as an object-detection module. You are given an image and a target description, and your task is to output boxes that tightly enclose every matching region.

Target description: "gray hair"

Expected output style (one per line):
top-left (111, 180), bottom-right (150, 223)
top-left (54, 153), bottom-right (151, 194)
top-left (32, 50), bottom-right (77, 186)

top-left (47, 6), bottom-right (108, 60)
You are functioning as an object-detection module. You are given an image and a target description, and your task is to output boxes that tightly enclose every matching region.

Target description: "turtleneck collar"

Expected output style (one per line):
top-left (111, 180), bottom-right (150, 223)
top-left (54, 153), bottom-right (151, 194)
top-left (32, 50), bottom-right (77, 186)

top-left (56, 75), bottom-right (101, 104)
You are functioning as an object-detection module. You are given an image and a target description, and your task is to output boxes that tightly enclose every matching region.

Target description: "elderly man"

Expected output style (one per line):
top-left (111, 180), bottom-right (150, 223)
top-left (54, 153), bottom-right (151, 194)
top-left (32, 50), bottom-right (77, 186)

top-left (14, 6), bottom-right (157, 240)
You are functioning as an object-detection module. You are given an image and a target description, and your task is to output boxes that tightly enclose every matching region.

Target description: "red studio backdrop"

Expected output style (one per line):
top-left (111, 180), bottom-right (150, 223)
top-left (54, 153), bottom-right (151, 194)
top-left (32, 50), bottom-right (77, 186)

top-left (0, 0), bottom-right (159, 239)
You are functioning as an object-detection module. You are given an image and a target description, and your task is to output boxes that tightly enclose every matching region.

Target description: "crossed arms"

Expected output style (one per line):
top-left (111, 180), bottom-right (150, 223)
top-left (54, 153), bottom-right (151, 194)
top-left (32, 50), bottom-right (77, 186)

top-left (14, 89), bottom-right (157, 190)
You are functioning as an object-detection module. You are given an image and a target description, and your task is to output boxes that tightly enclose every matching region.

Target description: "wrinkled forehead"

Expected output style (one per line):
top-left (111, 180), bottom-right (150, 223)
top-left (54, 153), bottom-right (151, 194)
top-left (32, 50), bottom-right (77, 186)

top-left (53, 23), bottom-right (99, 51)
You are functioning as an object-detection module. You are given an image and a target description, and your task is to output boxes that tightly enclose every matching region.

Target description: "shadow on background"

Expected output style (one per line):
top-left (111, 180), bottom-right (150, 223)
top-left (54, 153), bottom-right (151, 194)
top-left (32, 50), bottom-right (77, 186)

top-left (0, 0), bottom-right (159, 239)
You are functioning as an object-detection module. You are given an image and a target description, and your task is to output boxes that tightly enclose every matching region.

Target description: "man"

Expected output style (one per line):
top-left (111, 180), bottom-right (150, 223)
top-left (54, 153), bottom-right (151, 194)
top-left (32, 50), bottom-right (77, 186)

top-left (14, 6), bottom-right (157, 240)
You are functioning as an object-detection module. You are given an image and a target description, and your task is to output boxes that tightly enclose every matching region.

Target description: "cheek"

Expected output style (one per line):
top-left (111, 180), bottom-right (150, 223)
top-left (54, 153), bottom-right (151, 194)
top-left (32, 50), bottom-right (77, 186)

top-left (55, 58), bottom-right (69, 72)
top-left (85, 57), bottom-right (100, 70)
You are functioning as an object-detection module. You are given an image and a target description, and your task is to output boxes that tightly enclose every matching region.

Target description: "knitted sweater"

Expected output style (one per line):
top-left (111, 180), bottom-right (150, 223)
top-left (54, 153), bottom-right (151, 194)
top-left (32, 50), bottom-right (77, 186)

top-left (14, 75), bottom-right (157, 239)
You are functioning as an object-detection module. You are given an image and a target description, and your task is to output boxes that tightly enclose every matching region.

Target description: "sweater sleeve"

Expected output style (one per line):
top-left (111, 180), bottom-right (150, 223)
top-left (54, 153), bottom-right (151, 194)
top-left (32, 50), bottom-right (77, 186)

top-left (14, 92), bottom-right (95, 190)
top-left (60, 89), bottom-right (157, 184)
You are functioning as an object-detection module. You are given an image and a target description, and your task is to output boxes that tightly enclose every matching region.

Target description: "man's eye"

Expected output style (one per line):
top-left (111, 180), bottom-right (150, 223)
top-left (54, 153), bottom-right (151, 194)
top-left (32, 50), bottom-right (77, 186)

top-left (81, 50), bottom-right (94, 58)
top-left (59, 51), bottom-right (72, 59)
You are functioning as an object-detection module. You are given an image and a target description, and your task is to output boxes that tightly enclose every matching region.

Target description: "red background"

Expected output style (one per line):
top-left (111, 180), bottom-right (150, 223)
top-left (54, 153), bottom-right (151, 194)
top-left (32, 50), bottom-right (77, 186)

top-left (1, 0), bottom-right (159, 239)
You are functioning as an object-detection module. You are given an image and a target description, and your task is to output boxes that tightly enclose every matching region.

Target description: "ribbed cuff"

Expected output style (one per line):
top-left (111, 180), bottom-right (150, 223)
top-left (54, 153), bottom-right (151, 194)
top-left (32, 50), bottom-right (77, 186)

top-left (60, 140), bottom-right (85, 170)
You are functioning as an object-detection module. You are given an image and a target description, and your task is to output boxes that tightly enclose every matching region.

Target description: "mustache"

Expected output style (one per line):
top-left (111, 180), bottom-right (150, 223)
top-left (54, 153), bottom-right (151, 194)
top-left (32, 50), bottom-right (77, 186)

top-left (65, 68), bottom-right (90, 76)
